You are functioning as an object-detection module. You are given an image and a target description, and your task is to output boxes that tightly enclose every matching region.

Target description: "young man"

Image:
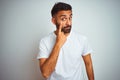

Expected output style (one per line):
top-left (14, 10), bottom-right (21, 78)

top-left (37, 2), bottom-right (94, 80)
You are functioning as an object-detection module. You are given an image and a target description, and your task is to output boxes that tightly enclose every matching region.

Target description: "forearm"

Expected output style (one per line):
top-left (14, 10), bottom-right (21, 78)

top-left (41, 42), bottom-right (61, 78)
top-left (85, 63), bottom-right (94, 80)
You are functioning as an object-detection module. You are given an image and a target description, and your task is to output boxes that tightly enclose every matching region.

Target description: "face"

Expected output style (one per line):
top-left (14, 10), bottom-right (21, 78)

top-left (53, 10), bottom-right (72, 34)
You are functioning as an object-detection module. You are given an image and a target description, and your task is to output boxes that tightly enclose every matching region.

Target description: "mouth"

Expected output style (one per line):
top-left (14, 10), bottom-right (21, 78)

top-left (63, 26), bottom-right (71, 29)
top-left (64, 27), bottom-right (70, 29)
top-left (61, 26), bottom-right (71, 34)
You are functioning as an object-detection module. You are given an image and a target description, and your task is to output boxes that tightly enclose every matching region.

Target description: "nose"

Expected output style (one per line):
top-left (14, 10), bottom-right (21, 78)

top-left (66, 19), bottom-right (71, 25)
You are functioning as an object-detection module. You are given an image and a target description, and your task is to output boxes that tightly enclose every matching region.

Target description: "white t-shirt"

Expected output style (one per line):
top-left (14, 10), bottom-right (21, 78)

top-left (37, 30), bottom-right (93, 80)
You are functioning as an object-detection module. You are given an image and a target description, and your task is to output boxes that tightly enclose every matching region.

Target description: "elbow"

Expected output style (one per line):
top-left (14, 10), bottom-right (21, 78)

top-left (40, 67), bottom-right (49, 78)
top-left (42, 72), bottom-right (49, 78)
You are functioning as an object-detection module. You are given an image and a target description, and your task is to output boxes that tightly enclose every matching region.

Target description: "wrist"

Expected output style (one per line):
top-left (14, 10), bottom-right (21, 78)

top-left (55, 41), bottom-right (62, 49)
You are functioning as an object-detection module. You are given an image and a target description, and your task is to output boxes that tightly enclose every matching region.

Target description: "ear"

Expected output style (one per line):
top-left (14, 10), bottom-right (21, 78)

top-left (51, 17), bottom-right (56, 25)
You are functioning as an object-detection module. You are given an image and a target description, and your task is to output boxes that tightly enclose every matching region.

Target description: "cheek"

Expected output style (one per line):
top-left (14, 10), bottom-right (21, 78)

top-left (56, 19), bottom-right (69, 28)
top-left (63, 20), bottom-right (72, 25)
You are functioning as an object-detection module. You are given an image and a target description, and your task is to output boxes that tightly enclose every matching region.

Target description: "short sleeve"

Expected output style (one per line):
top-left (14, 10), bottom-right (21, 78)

top-left (82, 37), bottom-right (93, 56)
top-left (37, 39), bottom-right (49, 59)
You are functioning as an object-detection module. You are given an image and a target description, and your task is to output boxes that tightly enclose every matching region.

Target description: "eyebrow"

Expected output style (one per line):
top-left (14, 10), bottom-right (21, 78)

top-left (60, 15), bottom-right (66, 17)
top-left (60, 14), bottom-right (72, 17)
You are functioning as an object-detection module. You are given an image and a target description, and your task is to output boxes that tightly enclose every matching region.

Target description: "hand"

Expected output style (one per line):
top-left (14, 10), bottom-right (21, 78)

top-left (56, 22), bottom-right (67, 47)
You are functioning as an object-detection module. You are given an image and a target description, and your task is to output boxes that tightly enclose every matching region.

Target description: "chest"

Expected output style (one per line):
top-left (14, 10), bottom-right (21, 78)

top-left (60, 37), bottom-right (83, 60)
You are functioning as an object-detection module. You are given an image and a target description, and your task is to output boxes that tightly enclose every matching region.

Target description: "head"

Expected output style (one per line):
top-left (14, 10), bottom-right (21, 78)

top-left (51, 2), bottom-right (72, 34)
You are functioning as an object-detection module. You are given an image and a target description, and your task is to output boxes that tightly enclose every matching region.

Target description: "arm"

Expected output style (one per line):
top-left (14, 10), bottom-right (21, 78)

top-left (39, 42), bottom-right (62, 78)
top-left (39, 22), bottom-right (66, 78)
top-left (82, 54), bottom-right (94, 80)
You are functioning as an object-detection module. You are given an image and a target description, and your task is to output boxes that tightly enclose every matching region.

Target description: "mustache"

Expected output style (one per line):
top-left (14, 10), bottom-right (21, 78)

top-left (56, 24), bottom-right (71, 29)
top-left (63, 25), bottom-right (71, 28)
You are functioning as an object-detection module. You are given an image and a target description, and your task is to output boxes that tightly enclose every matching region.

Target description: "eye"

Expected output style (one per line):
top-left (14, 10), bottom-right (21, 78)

top-left (61, 18), bottom-right (66, 21)
top-left (69, 16), bottom-right (72, 20)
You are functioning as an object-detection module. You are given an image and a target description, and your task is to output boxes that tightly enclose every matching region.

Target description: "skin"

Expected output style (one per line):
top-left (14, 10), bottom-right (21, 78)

top-left (54, 10), bottom-right (72, 34)
top-left (82, 54), bottom-right (94, 80)
top-left (39, 10), bottom-right (94, 80)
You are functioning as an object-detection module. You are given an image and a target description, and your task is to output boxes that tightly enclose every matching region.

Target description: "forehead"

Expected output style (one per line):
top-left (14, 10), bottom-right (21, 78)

top-left (56, 10), bottom-right (72, 17)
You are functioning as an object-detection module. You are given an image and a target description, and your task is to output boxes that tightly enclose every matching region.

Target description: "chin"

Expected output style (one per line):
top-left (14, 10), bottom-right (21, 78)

top-left (63, 29), bottom-right (71, 34)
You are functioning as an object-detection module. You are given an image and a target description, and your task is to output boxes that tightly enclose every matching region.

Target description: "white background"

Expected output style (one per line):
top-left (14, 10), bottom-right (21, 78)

top-left (0, 0), bottom-right (120, 80)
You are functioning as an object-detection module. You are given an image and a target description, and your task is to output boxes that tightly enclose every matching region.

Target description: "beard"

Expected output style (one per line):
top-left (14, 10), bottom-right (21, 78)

top-left (61, 25), bottom-right (71, 33)
top-left (56, 22), bottom-right (72, 34)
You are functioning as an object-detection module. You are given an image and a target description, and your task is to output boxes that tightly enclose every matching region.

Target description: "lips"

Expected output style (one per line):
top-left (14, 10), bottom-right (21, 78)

top-left (63, 26), bottom-right (71, 29)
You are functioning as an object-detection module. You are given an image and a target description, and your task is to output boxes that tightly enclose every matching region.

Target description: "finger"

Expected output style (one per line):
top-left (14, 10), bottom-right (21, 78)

top-left (58, 22), bottom-right (63, 33)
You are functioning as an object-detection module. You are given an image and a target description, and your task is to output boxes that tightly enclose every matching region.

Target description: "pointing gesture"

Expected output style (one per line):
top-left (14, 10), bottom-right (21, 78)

top-left (56, 22), bottom-right (67, 47)
top-left (58, 22), bottom-right (63, 34)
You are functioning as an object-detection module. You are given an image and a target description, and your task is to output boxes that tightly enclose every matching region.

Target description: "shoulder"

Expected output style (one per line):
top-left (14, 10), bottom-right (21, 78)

top-left (40, 32), bottom-right (55, 43)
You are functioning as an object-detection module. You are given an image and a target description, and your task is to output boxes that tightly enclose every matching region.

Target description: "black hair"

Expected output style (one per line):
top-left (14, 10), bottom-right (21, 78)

top-left (51, 2), bottom-right (72, 17)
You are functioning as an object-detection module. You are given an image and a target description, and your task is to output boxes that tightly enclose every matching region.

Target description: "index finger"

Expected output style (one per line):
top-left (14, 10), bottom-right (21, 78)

top-left (58, 22), bottom-right (63, 33)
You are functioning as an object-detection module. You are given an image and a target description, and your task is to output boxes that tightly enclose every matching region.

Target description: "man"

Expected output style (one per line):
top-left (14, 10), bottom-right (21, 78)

top-left (37, 2), bottom-right (94, 80)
